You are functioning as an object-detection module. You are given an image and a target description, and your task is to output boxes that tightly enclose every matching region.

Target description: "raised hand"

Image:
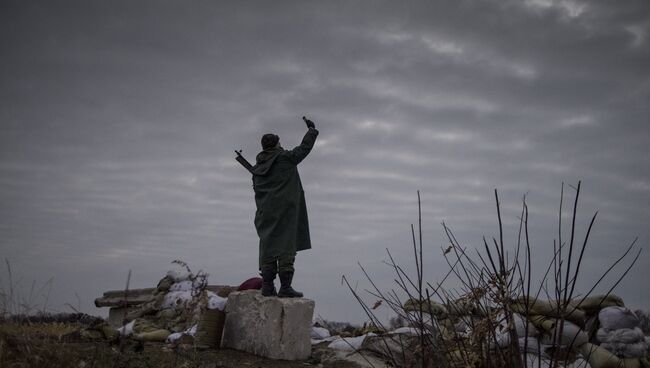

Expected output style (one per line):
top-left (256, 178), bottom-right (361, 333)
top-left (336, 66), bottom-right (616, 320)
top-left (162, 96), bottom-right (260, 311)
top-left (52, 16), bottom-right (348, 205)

top-left (302, 116), bottom-right (316, 129)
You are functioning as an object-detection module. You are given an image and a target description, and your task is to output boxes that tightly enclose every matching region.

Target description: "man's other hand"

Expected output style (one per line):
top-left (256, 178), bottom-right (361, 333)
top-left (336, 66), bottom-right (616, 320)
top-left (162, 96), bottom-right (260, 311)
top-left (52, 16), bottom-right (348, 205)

top-left (302, 116), bottom-right (316, 129)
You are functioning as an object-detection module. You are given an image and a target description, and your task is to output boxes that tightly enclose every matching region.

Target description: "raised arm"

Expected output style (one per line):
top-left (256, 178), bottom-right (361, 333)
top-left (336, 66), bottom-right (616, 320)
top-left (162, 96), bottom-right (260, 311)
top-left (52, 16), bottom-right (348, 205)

top-left (286, 124), bottom-right (319, 165)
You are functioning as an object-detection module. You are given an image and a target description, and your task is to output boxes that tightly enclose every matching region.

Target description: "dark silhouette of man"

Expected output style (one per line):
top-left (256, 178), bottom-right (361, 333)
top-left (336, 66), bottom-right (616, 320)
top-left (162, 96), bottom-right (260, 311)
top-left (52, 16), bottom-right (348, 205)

top-left (249, 117), bottom-right (318, 297)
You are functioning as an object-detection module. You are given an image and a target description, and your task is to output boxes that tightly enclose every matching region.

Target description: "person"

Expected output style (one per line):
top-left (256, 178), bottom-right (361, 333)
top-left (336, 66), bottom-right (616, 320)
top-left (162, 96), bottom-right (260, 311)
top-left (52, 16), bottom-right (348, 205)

top-left (249, 117), bottom-right (319, 297)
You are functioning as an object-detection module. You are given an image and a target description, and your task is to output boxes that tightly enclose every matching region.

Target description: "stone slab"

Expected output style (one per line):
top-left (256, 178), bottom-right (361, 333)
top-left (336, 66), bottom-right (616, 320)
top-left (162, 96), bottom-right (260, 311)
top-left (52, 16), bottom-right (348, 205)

top-left (221, 290), bottom-right (315, 360)
top-left (107, 307), bottom-right (133, 328)
top-left (95, 285), bottom-right (237, 307)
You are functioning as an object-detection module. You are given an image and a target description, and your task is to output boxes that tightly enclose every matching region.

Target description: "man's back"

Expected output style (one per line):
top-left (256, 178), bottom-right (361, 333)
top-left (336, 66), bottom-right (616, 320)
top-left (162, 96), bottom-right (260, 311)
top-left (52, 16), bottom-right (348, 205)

top-left (251, 127), bottom-right (318, 267)
top-left (242, 119), bottom-right (319, 298)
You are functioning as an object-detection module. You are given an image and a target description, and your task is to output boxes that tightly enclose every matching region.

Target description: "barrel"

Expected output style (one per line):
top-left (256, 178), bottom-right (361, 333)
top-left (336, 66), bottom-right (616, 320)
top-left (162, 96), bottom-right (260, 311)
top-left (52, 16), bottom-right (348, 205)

top-left (195, 309), bottom-right (226, 349)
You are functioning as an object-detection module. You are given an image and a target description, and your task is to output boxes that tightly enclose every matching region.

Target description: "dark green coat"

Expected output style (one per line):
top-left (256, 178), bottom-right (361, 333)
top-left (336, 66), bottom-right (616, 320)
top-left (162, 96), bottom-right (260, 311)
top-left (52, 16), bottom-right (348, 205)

top-left (251, 128), bottom-right (319, 268)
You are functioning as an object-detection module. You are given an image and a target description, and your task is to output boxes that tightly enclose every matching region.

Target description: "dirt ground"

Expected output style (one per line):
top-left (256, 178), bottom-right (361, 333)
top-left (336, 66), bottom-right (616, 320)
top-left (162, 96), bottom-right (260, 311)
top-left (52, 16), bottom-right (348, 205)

top-left (0, 322), bottom-right (363, 368)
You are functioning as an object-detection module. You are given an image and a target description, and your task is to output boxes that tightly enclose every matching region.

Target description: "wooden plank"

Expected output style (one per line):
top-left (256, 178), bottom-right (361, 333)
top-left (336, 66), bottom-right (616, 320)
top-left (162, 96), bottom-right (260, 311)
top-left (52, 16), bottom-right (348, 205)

top-left (95, 284), bottom-right (238, 308)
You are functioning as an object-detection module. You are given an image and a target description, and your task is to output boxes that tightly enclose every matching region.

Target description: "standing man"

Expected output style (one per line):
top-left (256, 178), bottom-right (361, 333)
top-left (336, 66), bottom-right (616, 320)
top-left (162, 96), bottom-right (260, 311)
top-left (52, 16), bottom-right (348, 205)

top-left (248, 117), bottom-right (318, 297)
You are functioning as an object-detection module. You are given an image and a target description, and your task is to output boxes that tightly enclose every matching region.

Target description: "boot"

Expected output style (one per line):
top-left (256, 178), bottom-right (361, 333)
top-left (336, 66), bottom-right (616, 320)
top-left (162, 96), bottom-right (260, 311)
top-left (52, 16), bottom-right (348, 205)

top-left (277, 271), bottom-right (303, 298)
top-left (260, 267), bottom-right (277, 297)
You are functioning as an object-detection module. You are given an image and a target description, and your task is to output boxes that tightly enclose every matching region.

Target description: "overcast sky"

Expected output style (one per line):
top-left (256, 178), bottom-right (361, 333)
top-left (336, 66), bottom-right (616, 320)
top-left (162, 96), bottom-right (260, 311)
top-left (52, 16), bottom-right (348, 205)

top-left (1, 0), bottom-right (649, 323)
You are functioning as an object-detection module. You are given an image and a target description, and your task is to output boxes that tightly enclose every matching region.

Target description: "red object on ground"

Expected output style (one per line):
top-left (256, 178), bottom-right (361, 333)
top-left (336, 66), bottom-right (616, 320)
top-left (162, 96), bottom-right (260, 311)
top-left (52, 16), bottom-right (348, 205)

top-left (237, 277), bottom-right (263, 291)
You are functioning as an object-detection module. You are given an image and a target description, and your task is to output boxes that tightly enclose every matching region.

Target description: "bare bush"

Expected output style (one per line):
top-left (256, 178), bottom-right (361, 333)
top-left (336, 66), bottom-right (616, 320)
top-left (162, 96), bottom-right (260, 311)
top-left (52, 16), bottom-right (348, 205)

top-left (345, 182), bottom-right (642, 368)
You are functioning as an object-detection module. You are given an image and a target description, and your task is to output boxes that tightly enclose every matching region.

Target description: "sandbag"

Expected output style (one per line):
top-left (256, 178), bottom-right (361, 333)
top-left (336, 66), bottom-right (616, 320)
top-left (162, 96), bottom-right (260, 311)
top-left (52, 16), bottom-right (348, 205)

top-left (166, 324), bottom-right (197, 343)
top-left (117, 320), bottom-right (134, 336)
top-left (446, 298), bottom-right (482, 316)
top-left (571, 295), bottom-right (625, 314)
top-left (537, 318), bottom-right (588, 347)
top-left (599, 307), bottom-right (640, 330)
top-left (512, 313), bottom-right (539, 337)
top-left (492, 312), bottom-right (539, 340)
top-left (597, 328), bottom-right (645, 344)
top-left (387, 327), bottom-right (420, 335)
top-left (328, 334), bottom-right (374, 351)
top-left (518, 336), bottom-right (549, 355)
top-left (586, 315), bottom-right (600, 336)
top-left (157, 308), bottom-right (177, 320)
top-left (156, 276), bottom-right (174, 293)
top-left (492, 330), bottom-right (511, 349)
top-left (133, 318), bottom-right (162, 334)
top-left (100, 324), bottom-right (119, 341)
top-left (454, 319), bottom-right (470, 333)
top-left (207, 291), bottom-right (227, 311)
top-left (132, 311), bottom-right (172, 342)
top-left (600, 341), bottom-right (649, 359)
top-left (80, 329), bottom-right (104, 340)
top-left (491, 314), bottom-right (539, 350)
top-left (403, 298), bottom-right (448, 318)
top-left (134, 329), bottom-right (171, 342)
top-left (512, 297), bottom-right (586, 326)
top-left (166, 269), bottom-right (191, 282)
top-left (530, 315), bottom-right (557, 332)
top-left (580, 343), bottom-right (642, 368)
top-left (169, 280), bottom-right (196, 292)
top-left (311, 326), bottom-right (331, 339)
top-left (361, 334), bottom-right (419, 368)
top-left (491, 334), bottom-right (549, 354)
top-left (161, 291), bottom-right (193, 309)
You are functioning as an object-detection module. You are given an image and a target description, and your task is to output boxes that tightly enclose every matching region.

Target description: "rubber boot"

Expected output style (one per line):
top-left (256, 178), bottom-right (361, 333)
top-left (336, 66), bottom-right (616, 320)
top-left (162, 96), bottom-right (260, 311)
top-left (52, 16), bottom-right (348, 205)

top-left (260, 267), bottom-right (277, 297)
top-left (277, 271), bottom-right (303, 298)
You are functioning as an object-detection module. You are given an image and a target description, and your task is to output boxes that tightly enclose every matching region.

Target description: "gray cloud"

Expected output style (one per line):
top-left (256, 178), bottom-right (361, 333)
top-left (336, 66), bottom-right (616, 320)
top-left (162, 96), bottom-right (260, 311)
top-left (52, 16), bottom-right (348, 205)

top-left (1, 0), bottom-right (649, 322)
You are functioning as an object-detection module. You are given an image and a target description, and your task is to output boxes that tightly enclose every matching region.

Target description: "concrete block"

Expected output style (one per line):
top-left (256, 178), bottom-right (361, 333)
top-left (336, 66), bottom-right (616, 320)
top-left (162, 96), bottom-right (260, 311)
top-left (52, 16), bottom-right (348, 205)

top-left (107, 307), bottom-right (134, 328)
top-left (221, 290), bottom-right (315, 360)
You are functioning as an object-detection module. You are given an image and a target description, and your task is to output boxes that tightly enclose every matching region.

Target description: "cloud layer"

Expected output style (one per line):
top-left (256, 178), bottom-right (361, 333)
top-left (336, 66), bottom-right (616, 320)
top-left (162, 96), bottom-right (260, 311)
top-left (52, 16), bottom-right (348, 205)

top-left (1, 0), bottom-right (649, 322)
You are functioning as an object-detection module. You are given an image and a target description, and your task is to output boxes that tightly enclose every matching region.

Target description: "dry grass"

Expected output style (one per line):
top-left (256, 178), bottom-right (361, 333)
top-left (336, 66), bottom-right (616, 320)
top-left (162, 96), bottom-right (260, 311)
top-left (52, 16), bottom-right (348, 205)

top-left (344, 183), bottom-right (643, 368)
top-left (0, 260), bottom-right (331, 368)
top-left (0, 323), bottom-right (325, 368)
top-left (0, 321), bottom-right (79, 339)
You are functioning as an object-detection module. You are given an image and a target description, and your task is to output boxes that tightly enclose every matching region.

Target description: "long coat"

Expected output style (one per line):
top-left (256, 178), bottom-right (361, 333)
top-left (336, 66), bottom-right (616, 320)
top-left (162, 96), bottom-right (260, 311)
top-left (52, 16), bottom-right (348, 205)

top-left (251, 128), bottom-right (319, 268)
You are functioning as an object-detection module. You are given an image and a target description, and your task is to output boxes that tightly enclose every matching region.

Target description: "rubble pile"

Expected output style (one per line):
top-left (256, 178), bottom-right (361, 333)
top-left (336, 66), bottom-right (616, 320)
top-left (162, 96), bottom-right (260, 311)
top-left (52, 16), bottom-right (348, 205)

top-left (86, 268), bottom-right (647, 367)
top-left (410, 294), bottom-right (648, 368)
top-left (310, 320), bottom-right (421, 368)
top-left (120, 269), bottom-right (228, 344)
top-left (90, 267), bottom-right (238, 348)
top-left (310, 294), bottom-right (648, 368)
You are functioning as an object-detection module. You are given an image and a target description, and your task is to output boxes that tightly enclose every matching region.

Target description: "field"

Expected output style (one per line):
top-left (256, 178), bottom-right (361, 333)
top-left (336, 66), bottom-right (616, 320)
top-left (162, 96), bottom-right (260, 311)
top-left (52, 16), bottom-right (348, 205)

top-left (0, 320), bottom-right (353, 368)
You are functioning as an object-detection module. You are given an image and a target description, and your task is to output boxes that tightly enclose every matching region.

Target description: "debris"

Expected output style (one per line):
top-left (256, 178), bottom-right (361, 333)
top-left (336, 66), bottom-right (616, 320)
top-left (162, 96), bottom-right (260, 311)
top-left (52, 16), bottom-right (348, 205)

top-left (328, 333), bottom-right (375, 352)
top-left (311, 326), bottom-right (331, 339)
top-left (599, 307), bottom-right (640, 330)
top-left (117, 320), bottom-right (134, 336)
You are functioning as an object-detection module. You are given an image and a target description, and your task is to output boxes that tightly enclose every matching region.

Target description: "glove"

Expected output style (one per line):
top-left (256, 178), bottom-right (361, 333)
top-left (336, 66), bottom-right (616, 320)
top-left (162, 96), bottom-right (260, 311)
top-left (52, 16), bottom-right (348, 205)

top-left (302, 116), bottom-right (316, 129)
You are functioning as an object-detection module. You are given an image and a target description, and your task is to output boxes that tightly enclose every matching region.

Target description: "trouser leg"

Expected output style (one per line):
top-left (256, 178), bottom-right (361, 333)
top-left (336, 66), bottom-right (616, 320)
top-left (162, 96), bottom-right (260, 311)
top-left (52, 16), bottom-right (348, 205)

top-left (277, 253), bottom-right (303, 298)
top-left (260, 260), bottom-right (277, 297)
top-left (277, 254), bottom-right (296, 273)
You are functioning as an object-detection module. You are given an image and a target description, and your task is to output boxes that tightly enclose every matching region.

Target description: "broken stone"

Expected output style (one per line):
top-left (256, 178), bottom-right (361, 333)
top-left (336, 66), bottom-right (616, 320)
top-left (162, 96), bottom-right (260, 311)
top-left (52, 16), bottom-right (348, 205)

top-left (221, 290), bottom-right (315, 360)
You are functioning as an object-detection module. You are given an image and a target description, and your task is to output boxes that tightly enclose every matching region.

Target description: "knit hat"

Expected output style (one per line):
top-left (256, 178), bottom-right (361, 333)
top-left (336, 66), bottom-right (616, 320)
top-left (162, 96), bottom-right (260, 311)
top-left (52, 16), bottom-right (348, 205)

top-left (261, 134), bottom-right (279, 150)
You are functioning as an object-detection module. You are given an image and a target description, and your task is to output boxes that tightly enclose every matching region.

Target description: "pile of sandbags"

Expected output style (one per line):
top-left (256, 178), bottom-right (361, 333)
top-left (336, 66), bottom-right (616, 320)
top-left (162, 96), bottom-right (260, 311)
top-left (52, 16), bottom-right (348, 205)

top-left (491, 312), bottom-right (544, 353)
top-left (399, 294), bottom-right (647, 368)
top-left (132, 318), bottom-right (172, 342)
top-left (512, 296), bottom-right (586, 327)
top-left (402, 298), bottom-right (458, 338)
top-left (580, 343), bottom-right (645, 368)
top-left (596, 307), bottom-right (648, 359)
top-left (570, 295), bottom-right (625, 315)
top-left (79, 320), bottom-right (120, 341)
top-left (116, 269), bottom-right (229, 344)
top-left (529, 315), bottom-right (588, 349)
